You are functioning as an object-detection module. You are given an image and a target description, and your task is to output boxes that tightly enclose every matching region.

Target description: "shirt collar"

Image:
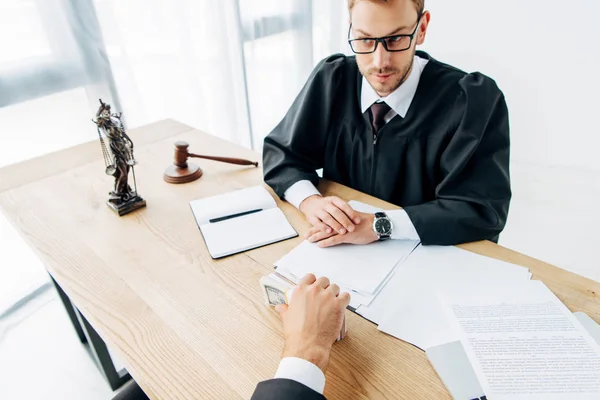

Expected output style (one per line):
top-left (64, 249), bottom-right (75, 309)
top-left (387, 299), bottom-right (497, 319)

top-left (360, 55), bottom-right (429, 117)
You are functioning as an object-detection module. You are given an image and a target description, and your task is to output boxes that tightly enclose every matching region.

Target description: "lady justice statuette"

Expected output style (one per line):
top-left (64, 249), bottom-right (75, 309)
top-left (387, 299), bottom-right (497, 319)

top-left (93, 99), bottom-right (146, 216)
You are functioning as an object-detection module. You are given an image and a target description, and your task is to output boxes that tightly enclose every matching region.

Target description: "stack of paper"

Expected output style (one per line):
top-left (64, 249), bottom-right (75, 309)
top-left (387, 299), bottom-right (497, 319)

top-left (274, 201), bottom-right (419, 309)
top-left (271, 198), bottom-right (535, 353)
top-left (356, 245), bottom-right (533, 350)
top-left (275, 239), bottom-right (419, 309)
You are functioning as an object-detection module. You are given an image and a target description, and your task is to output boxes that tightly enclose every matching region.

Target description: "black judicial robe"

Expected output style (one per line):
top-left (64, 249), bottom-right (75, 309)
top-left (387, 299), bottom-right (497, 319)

top-left (262, 51), bottom-right (511, 245)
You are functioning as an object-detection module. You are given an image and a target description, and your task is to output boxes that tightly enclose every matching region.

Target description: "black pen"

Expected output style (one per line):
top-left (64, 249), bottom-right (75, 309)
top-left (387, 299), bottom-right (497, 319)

top-left (209, 208), bottom-right (262, 223)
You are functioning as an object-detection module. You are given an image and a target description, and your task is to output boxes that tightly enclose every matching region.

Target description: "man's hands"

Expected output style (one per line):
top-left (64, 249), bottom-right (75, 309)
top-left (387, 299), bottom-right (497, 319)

top-left (298, 195), bottom-right (378, 248)
top-left (305, 211), bottom-right (378, 248)
top-left (275, 274), bottom-right (350, 374)
top-left (299, 195), bottom-right (362, 236)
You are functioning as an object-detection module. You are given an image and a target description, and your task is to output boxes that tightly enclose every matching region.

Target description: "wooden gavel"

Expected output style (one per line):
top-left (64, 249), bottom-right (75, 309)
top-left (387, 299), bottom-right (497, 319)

top-left (163, 141), bottom-right (259, 184)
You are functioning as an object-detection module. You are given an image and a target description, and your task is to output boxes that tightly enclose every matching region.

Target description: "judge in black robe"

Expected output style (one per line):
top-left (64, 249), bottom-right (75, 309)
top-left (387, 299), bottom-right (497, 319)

top-left (262, 50), bottom-right (511, 245)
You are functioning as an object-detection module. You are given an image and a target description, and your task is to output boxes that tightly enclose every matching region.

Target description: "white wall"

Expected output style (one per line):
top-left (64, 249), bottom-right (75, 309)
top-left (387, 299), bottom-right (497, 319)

top-left (421, 0), bottom-right (600, 171)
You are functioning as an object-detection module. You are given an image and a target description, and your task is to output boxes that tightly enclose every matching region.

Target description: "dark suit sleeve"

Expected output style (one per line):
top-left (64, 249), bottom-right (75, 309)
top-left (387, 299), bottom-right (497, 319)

top-left (251, 378), bottom-right (326, 400)
top-left (262, 54), bottom-right (345, 199)
top-left (403, 73), bottom-right (512, 245)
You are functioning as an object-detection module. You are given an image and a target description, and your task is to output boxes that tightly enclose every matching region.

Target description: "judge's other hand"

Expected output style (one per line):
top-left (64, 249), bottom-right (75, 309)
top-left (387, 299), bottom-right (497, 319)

top-left (275, 274), bottom-right (350, 373)
top-left (299, 195), bottom-right (361, 236)
top-left (306, 212), bottom-right (378, 248)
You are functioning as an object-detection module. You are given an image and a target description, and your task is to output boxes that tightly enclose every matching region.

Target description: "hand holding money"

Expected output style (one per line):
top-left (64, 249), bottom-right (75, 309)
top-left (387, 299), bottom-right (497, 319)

top-left (260, 272), bottom-right (348, 341)
top-left (261, 273), bottom-right (350, 374)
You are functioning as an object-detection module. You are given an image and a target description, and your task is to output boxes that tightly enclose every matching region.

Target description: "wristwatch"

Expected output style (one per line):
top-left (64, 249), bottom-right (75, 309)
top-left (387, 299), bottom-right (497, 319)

top-left (373, 212), bottom-right (393, 241)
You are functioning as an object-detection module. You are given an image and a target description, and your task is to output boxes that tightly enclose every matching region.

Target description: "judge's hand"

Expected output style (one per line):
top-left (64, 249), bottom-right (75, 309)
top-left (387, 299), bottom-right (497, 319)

top-left (299, 195), bottom-right (361, 236)
top-left (275, 274), bottom-right (350, 373)
top-left (305, 212), bottom-right (378, 248)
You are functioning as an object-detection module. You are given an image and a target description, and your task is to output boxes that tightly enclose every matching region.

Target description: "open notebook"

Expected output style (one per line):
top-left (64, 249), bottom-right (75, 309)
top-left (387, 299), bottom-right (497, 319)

top-left (189, 186), bottom-right (298, 259)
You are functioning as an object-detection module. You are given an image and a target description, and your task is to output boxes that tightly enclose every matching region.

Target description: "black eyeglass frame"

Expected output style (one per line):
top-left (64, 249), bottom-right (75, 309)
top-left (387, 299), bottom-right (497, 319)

top-left (347, 14), bottom-right (423, 54)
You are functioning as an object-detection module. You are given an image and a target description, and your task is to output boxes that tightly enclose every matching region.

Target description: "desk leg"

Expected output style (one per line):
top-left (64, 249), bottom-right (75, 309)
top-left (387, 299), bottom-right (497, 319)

top-left (76, 310), bottom-right (131, 391)
top-left (49, 274), bottom-right (131, 391)
top-left (49, 274), bottom-right (87, 344)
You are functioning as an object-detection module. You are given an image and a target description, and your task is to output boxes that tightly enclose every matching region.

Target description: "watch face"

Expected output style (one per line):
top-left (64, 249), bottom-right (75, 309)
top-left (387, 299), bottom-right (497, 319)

top-left (375, 218), bottom-right (391, 234)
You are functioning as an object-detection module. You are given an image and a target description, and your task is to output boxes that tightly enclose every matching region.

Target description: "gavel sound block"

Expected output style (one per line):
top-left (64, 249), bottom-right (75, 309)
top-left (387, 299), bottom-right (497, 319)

top-left (163, 141), bottom-right (259, 184)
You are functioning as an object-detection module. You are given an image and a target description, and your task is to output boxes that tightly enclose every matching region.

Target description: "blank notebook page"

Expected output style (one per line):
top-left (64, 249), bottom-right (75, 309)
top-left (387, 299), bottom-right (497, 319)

top-left (200, 208), bottom-right (297, 258)
top-left (190, 186), bottom-right (276, 225)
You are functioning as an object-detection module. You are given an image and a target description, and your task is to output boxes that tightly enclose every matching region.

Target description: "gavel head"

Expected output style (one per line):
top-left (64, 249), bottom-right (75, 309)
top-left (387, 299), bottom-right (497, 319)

top-left (164, 140), bottom-right (203, 184)
top-left (173, 141), bottom-right (191, 168)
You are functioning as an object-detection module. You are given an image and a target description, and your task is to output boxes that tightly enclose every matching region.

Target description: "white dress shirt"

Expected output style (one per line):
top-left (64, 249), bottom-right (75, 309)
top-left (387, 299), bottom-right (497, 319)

top-left (274, 357), bottom-right (326, 394)
top-left (283, 55), bottom-right (430, 241)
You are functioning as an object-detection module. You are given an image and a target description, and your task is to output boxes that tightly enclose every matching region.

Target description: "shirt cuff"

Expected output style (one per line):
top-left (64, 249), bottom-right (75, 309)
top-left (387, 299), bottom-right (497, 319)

top-left (387, 209), bottom-right (421, 241)
top-left (283, 180), bottom-right (321, 209)
top-left (274, 357), bottom-right (326, 394)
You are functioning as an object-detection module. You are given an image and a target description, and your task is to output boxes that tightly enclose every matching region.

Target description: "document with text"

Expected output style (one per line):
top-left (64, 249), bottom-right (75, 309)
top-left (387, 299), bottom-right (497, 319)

top-left (440, 280), bottom-right (600, 399)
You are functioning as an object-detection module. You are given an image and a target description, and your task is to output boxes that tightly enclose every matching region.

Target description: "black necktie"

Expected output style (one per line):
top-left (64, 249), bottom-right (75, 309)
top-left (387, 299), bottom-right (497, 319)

top-left (370, 102), bottom-right (391, 134)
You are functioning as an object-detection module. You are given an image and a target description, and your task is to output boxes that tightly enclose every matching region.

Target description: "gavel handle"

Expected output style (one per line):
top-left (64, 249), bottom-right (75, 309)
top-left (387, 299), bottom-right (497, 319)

top-left (187, 152), bottom-right (258, 167)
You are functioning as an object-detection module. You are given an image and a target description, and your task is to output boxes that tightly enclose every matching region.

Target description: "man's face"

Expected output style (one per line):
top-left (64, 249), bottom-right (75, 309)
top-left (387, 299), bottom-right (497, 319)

top-left (350, 0), bottom-right (429, 97)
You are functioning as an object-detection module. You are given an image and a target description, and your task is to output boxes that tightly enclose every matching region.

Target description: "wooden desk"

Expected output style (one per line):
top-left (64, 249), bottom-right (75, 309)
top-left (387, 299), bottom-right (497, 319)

top-left (1, 119), bottom-right (598, 399)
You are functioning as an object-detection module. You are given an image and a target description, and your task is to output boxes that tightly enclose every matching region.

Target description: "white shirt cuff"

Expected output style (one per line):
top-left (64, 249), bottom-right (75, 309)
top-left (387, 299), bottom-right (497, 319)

top-left (274, 357), bottom-right (326, 394)
top-left (283, 180), bottom-right (321, 209)
top-left (387, 209), bottom-right (421, 241)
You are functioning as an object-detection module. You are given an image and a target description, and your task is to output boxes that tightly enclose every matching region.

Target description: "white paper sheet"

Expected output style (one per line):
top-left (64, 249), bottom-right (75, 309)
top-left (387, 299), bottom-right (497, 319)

top-left (347, 200), bottom-right (384, 214)
top-left (358, 245), bottom-right (532, 349)
top-left (343, 262), bottom-right (400, 310)
top-left (275, 238), bottom-right (419, 295)
top-left (440, 280), bottom-right (600, 400)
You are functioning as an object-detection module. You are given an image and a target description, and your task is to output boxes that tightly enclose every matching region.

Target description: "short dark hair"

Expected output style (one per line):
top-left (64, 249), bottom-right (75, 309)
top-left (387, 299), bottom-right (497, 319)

top-left (347, 0), bottom-right (425, 16)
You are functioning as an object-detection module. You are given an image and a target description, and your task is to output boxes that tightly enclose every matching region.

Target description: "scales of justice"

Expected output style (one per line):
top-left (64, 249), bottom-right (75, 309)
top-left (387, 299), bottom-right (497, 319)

top-left (93, 99), bottom-right (146, 216)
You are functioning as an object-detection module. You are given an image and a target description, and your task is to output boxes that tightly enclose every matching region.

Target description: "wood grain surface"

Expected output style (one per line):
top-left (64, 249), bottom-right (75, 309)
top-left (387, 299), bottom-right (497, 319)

top-left (1, 119), bottom-right (598, 399)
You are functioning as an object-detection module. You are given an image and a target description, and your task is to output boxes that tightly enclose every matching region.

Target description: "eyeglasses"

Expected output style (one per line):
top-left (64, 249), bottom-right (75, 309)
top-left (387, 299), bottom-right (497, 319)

top-left (348, 14), bottom-right (422, 54)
